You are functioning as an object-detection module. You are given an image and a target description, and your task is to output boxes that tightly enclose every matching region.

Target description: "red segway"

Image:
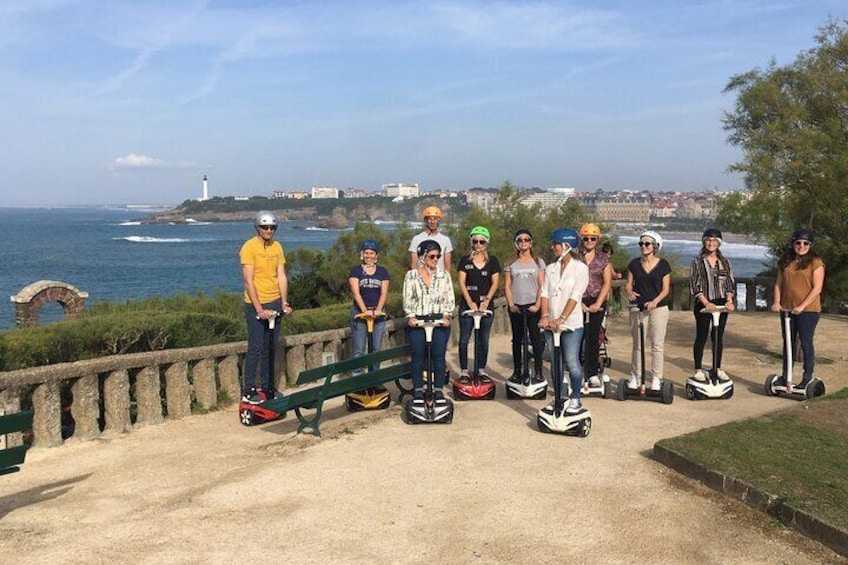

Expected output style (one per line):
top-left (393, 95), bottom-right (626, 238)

top-left (239, 310), bottom-right (285, 426)
top-left (453, 309), bottom-right (496, 400)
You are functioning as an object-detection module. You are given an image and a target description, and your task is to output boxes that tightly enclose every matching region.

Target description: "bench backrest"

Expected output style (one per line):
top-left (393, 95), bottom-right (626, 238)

top-left (296, 344), bottom-right (410, 385)
top-left (1, 410), bottom-right (33, 476)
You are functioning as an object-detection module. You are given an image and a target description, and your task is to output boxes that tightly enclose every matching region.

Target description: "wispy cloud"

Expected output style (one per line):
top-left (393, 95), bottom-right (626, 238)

top-left (110, 153), bottom-right (198, 171)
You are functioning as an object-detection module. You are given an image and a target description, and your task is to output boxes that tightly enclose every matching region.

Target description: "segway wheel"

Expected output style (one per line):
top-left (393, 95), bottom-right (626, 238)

top-left (345, 395), bottom-right (356, 412)
top-left (722, 385), bottom-right (734, 400)
top-left (239, 408), bottom-right (256, 427)
top-left (685, 383), bottom-right (696, 401)
top-left (764, 374), bottom-right (780, 396)
top-left (805, 379), bottom-right (826, 399)
top-left (534, 387), bottom-right (547, 400)
top-left (485, 387), bottom-right (496, 400)
top-left (604, 357), bottom-right (612, 368)
top-left (505, 385), bottom-right (516, 399)
top-left (536, 416), bottom-right (551, 433)
top-left (579, 417), bottom-right (592, 437)
top-left (661, 380), bottom-right (674, 404)
top-left (616, 379), bottom-right (629, 401)
top-left (602, 380), bottom-right (612, 398)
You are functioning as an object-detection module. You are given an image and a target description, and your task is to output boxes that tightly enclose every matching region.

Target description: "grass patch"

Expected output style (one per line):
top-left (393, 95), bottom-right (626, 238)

top-left (657, 388), bottom-right (848, 530)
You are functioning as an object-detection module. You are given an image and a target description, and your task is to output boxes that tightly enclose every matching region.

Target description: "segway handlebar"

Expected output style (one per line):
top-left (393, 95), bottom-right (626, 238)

top-left (460, 309), bottom-right (493, 317)
top-left (256, 309), bottom-right (283, 330)
top-left (355, 311), bottom-right (388, 333)
top-left (698, 305), bottom-right (731, 314)
top-left (628, 303), bottom-right (648, 313)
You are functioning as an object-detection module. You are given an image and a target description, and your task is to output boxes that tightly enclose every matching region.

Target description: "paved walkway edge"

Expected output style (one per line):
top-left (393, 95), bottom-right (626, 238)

top-left (652, 442), bottom-right (848, 558)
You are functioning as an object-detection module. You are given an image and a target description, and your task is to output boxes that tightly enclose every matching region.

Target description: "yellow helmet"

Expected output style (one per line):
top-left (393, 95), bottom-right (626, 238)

top-left (422, 206), bottom-right (442, 220)
top-left (579, 223), bottom-right (601, 237)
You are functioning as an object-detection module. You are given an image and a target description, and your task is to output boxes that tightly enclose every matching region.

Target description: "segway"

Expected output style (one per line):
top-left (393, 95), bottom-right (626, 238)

top-left (505, 306), bottom-right (547, 399)
top-left (453, 309), bottom-right (497, 400)
top-left (537, 323), bottom-right (591, 436)
top-left (239, 310), bottom-right (285, 426)
top-left (617, 304), bottom-right (674, 404)
top-left (345, 312), bottom-right (391, 411)
top-left (764, 310), bottom-right (826, 400)
top-left (405, 317), bottom-right (454, 424)
top-left (686, 306), bottom-right (734, 400)
top-left (579, 310), bottom-right (612, 398)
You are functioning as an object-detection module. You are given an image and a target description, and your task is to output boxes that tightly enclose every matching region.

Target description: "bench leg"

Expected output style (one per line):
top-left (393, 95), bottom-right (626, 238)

top-left (294, 407), bottom-right (322, 437)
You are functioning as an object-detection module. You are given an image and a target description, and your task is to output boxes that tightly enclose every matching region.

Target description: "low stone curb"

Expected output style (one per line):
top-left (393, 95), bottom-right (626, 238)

top-left (653, 442), bottom-right (848, 559)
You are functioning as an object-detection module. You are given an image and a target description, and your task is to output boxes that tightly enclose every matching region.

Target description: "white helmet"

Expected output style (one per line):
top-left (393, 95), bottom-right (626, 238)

top-left (254, 210), bottom-right (278, 227)
top-left (640, 230), bottom-right (663, 252)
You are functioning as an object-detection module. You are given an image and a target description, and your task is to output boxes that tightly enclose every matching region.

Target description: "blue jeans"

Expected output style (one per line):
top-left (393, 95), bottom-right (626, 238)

top-left (545, 327), bottom-right (584, 400)
top-left (781, 311), bottom-right (820, 380)
top-left (350, 306), bottom-right (387, 372)
top-left (243, 299), bottom-right (282, 394)
top-left (407, 325), bottom-right (450, 390)
top-left (458, 303), bottom-right (494, 372)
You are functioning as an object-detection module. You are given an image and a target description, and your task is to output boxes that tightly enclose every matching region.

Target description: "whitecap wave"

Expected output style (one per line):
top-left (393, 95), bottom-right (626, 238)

top-left (118, 221), bottom-right (141, 226)
top-left (305, 226), bottom-right (330, 231)
top-left (186, 221), bottom-right (213, 226)
top-left (115, 236), bottom-right (191, 243)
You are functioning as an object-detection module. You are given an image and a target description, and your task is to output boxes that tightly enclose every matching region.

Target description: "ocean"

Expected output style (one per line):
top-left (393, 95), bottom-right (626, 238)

top-left (0, 208), bottom-right (773, 329)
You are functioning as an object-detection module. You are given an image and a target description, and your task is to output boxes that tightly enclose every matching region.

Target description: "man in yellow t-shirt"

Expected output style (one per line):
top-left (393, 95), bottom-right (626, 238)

top-left (239, 210), bottom-right (293, 403)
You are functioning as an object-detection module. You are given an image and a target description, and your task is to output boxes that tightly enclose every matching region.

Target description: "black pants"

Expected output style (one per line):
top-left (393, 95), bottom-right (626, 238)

top-left (581, 300), bottom-right (605, 377)
top-left (692, 299), bottom-right (728, 370)
top-left (509, 306), bottom-right (545, 373)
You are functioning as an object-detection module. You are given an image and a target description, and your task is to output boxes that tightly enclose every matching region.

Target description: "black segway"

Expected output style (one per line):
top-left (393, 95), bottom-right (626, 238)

top-left (579, 310), bottom-right (612, 398)
top-left (686, 306), bottom-right (734, 400)
top-left (405, 316), bottom-right (454, 424)
top-left (453, 310), bottom-right (496, 400)
top-left (617, 304), bottom-right (673, 404)
top-left (537, 323), bottom-right (591, 436)
top-left (764, 310), bottom-right (826, 400)
top-left (505, 305), bottom-right (547, 399)
top-left (346, 312), bottom-right (391, 411)
top-left (239, 310), bottom-right (284, 426)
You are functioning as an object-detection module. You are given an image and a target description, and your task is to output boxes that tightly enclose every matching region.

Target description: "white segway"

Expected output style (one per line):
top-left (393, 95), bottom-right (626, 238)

top-left (405, 317), bottom-right (454, 424)
top-left (505, 305), bottom-right (547, 399)
top-left (764, 310), bottom-right (826, 400)
top-left (537, 323), bottom-right (591, 437)
top-left (580, 310), bottom-right (612, 398)
top-left (685, 306), bottom-right (734, 400)
top-left (617, 305), bottom-right (674, 404)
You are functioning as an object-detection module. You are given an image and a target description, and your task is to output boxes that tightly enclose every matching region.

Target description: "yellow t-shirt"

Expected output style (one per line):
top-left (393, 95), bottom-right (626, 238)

top-left (779, 256), bottom-right (824, 312)
top-left (240, 237), bottom-right (285, 304)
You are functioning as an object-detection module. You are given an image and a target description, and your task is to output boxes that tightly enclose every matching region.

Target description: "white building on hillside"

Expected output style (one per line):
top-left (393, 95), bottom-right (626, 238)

top-left (311, 186), bottom-right (339, 199)
top-left (381, 183), bottom-right (419, 198)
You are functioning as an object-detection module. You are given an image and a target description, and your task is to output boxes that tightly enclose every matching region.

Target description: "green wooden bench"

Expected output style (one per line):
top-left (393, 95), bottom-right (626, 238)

top-left (258, 344), bottom-right (411, 436)
top-left (0, 410), bottom-right (34, 477)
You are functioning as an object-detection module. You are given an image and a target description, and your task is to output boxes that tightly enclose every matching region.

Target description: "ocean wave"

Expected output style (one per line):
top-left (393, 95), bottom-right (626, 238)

top-left (118, 221), bottom-right (141, 226)
top-left (115, 236), bottom-right (192, 243)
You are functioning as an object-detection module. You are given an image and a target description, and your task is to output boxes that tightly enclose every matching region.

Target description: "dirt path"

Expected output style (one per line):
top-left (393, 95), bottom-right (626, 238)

top-left (2, 312), bottom-right (847, 564)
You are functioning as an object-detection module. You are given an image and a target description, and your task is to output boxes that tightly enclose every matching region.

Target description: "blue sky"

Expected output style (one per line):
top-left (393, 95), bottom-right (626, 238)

top-left (1, 1), bottom-right (845, 207)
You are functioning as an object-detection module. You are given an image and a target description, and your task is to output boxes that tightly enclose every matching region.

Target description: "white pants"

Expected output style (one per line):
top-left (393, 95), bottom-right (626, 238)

top-left (630, 305), bottom-right (669, 381)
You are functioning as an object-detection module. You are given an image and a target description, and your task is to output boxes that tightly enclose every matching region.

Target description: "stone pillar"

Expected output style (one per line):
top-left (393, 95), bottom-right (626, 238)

top-left (192, 358), bottom-right (217, 410)
top-left (70, 374), bottom-right (101, 440)
top-left (218, 355), bottom-right (242, 400)
top-left (103, 369), bottom-right (132, 433)
top-left (32, 380), bottom-right (62, 446)
top-left (134, 366), bottom-right (163, 426)
top-left (286, 344), bottom-right (305, 386)
top-left (164, 362), bottom-right (191, 419)
top-left (305, 342), bottom-right (324, 370)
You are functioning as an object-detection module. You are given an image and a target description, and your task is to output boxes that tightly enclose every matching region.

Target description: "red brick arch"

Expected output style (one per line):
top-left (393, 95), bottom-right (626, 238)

top-left (10, 280), bottom-right (89, 327)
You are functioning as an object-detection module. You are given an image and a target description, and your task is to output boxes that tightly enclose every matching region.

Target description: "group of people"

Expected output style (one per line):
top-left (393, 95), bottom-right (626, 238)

top-left (238, 208), bottom-right (826, 406)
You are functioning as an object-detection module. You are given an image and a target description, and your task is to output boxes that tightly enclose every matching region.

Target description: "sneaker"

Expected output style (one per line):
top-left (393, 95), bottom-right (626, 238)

top-left (478, 370), bottom-right (490, 380)
top-left (508, 371), bottom-right (522, 384)
top-left (588, 375), bottom-right (602, 387)
top-left (797, 377), bottom-right (812, 389)
top-left (565, 398), bottom-right (583, 414)
top-left (532, 370), bottom-right (545, 383)
top-left (628, 375), bottom-right (639, 389)
top-left (433, 389), bottom-right (445, 401)
top-left (241, 394), bottom-right (262, 405)
top-left (716, 369), bottom-right (730, 382)
top-left (692, 369), bottom-right (707, 382)
top-left (413, 389), bottom-right (425, 401)
top-left (460, 369), bottom-right (470, 380)
top-left (650, 377), bottom-right (662, 391)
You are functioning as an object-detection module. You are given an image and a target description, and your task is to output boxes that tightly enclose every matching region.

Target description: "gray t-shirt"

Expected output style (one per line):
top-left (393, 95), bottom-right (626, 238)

top-left (505, 256), bottom-right (546, 306)
top-left (409, 231), bottom-right (453, 270)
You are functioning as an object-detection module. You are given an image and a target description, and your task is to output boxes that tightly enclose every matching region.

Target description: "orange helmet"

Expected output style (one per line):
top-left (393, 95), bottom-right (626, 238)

top-left (422, 206), bottom-right (442, 220)
top-left (579, 223), bottom-right (601, 237)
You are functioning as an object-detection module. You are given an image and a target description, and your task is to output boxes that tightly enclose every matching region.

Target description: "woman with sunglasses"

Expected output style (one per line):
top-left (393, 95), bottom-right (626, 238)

top-left (772, 228), bottom-right (825, 388)
top-left (504, 229), bottom-right (546, 382)
top-left (457, 226), bottom-right (500, 379)
top-left (689, 228), bottom-right (736, 383)
top-left (239, 210), bottom-right (293, 404)
top-left (625, 230), bottom-right (671, 391)
top-left (403, 239), bottom-right (456, 400)
top-left (577, 223), bottom-right (613, 386)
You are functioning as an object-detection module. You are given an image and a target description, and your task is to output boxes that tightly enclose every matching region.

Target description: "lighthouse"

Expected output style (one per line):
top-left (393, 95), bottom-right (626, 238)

top-left (201, 175), bottom-right (209, 201)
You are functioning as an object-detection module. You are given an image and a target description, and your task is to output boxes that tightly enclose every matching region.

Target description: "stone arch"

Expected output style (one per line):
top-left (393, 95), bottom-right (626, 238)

top-left (10, 280), bottom-right (89, 327)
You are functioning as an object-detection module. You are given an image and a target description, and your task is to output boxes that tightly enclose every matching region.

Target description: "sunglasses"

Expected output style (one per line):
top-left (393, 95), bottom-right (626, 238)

top-left (471, 239), bottom-right (488, 245)
top-left (582, 236), bottom-right (598, 242)
top-left (426, 253), bottom-right (442, 259)
top-left (794, 240), bottom-right (811, 247)
top-left (259, 225), bottom-right (277, 231)
top-left (515, 238), bottom-right (532, 243)
top-left (637, 241), bottom-right (653, 248)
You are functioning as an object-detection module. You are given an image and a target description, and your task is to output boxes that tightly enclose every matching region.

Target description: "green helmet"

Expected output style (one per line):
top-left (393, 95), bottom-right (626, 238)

top-left (469, 226), bottom-right (490, 241)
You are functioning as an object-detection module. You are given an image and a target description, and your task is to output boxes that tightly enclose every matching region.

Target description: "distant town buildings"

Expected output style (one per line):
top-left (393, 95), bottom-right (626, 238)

top-left (381, 183), bottom-right (420, 198)
top-left (311, 186), bottom-right (339, 199)
top-left (580, 191), bottom-right (651, 223)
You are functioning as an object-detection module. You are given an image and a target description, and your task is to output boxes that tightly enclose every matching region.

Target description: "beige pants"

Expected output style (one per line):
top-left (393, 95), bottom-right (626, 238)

top-left (630, 305), bottom-right (669, 380)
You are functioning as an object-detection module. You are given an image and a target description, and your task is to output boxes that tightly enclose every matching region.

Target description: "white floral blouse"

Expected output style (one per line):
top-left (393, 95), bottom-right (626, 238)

top-left (402, 268), bottom-right (456, 318)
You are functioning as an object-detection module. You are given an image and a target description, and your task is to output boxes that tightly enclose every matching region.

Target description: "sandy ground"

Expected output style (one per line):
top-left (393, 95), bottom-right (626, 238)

top-left (1, 311), bottom-right (847, 564)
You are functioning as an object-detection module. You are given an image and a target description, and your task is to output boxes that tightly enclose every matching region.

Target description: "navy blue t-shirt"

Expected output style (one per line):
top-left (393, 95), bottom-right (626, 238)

top-left (627, 258), bottom-right (672, 308)
top-left (349, 265), bottom-right (391, 309)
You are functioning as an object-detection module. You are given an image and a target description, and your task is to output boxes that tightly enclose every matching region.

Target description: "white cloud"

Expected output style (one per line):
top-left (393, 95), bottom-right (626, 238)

top-left (111, 153), bottom-right (165, 170)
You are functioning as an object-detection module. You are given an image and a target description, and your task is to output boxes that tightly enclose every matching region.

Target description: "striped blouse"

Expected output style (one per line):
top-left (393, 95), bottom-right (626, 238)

top-left (689, 254), bottom-right (736, 302)
top-left (403, 268), bottom-right (456, 318)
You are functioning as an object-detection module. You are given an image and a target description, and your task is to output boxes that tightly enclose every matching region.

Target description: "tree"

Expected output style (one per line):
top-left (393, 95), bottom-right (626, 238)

top-left (721, 19), bottom-right (848, 310)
